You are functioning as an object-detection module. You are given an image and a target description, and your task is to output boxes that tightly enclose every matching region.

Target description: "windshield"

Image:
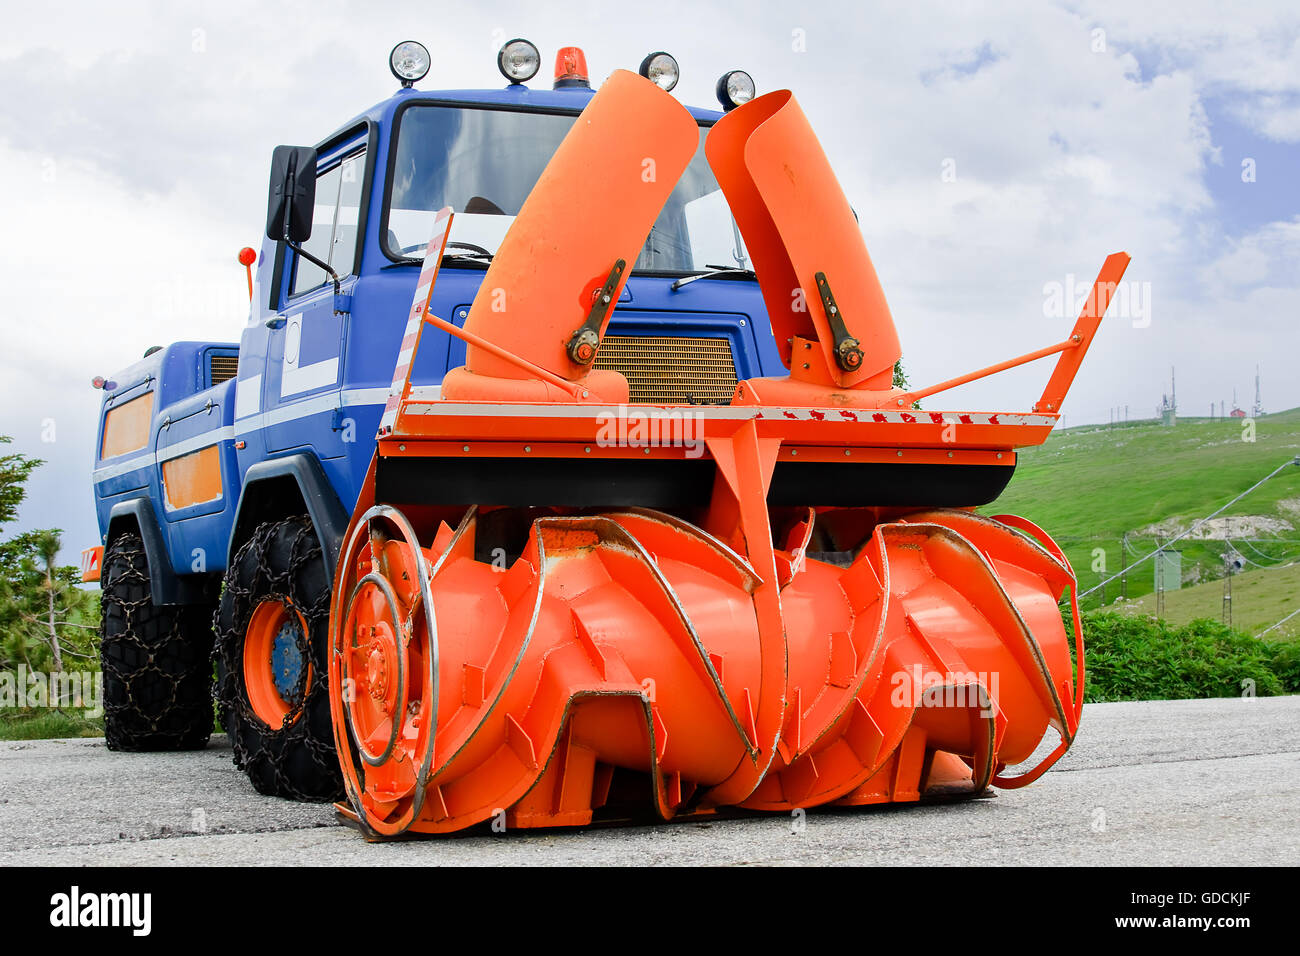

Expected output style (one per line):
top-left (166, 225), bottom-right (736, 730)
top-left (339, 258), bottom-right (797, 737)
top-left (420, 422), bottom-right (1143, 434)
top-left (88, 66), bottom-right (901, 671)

top-left (384, 104), bottom-right (749, 274)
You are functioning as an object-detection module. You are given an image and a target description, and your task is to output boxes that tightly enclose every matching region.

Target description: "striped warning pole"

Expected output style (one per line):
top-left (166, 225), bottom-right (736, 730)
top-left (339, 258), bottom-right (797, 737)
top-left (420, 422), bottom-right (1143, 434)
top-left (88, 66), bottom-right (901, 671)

top-left (378, 206), bottom-right (454, 437)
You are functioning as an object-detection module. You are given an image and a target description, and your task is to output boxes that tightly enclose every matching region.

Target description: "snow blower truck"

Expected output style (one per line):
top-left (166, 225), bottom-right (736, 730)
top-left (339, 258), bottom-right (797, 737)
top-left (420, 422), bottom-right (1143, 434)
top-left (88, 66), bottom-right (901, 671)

top-left (85, 39), bottom-right (1128, 837)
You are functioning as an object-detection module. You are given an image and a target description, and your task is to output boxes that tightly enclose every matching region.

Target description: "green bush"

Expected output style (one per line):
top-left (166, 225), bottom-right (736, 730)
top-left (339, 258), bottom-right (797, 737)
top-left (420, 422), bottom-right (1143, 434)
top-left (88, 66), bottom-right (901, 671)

top-left (1079, 611), bottom-right (1297, 702)
top-left (1269, 641), bottom-right (1300, 693)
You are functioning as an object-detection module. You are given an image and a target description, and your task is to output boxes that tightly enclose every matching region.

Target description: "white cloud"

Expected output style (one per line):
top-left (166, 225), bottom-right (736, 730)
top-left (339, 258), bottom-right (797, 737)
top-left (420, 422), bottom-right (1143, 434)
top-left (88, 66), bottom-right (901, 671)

top-left (1069, 0), bottom-right (1300, 140)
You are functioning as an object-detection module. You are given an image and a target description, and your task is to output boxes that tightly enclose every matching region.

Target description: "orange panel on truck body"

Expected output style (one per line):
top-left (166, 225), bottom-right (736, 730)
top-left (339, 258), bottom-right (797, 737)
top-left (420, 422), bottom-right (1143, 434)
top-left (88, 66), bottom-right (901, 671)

top-left (161, 444), bottom-right (223, 510)
top-left (80, 545), bottom-right (103, 583)
top-left (100, 392), bottom-right (154, 459)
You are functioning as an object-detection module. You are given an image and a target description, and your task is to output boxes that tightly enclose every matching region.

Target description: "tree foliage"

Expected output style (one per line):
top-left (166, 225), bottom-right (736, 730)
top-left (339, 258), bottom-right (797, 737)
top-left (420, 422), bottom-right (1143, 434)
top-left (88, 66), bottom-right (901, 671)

top-left (892, 358), bottom-right (910, 391)
top-left (0, 436), bottom-right (98, 678)
top-left (0, 436), bottom-right (41, 579)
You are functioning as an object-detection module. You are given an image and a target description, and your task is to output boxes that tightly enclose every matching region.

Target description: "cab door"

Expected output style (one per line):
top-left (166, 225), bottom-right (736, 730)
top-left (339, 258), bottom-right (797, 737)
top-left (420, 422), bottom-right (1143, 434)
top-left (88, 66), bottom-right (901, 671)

top-left (263, 141), bottom-right (367, 459)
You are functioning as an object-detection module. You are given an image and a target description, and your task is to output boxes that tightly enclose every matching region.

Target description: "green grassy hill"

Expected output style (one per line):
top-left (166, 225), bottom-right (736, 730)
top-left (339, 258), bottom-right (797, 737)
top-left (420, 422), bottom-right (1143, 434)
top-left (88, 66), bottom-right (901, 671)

top-left (987, 407), bottom-right (1300, 627)
top-left (1114, 560), bottom-right (1300, 640)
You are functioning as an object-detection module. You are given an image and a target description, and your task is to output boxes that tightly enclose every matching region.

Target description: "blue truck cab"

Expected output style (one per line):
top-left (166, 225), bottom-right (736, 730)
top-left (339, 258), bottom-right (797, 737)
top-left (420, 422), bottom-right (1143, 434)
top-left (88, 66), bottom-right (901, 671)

top-left (91, 43), bottom-right (781, 601)
top-left (87, 41), bottom-right (787, 784)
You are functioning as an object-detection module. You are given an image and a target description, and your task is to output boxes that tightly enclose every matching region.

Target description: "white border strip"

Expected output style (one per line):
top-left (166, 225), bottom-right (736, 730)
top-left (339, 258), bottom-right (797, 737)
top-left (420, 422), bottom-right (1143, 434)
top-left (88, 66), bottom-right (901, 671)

top-left (403, 402), bottom-right (1057, 427)
top-left (94, 387), bottom-right (392, 483)
top-left (92, 453), bottom-right (155, 483)
top-left (93, 388), bottom-right (1047, 485)
top-left (156, 427), bottom-right (236, 463)
top-left (233, 386), bottom-right (391, 437)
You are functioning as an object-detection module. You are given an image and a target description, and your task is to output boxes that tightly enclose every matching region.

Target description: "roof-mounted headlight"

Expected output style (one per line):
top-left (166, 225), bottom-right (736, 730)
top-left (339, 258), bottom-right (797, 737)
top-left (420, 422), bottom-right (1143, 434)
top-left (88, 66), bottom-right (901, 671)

top-left (389, 40), bottom-right (430, 88)
top-left (638, 51), bottom-right (680, 92)
top-left (498, 38), bottom-right (541, 84)
top-left (716, 70), bottom-right (755, 111)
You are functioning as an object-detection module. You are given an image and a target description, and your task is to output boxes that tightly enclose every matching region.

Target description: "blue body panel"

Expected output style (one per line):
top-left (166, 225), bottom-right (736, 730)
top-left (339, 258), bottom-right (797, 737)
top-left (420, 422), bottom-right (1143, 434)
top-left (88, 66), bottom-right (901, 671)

top-left (92, 342), bottom-right (241, 582)
top-left (91, 81), bottom-right (784, 594)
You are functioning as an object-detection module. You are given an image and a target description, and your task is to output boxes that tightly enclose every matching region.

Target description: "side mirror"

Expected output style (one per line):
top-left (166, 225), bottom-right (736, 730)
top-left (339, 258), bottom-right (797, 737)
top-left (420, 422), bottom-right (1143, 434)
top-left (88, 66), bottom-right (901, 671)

top-left (265, 146), bottom-right (318, 243)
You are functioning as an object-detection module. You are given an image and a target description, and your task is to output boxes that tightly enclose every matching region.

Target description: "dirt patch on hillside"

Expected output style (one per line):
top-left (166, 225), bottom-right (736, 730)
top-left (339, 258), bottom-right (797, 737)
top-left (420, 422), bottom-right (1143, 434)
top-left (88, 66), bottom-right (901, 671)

top-left (1137, 515), bottom-right (1294, 539)
top-left (1277, 498), bottom-right (1300, 521)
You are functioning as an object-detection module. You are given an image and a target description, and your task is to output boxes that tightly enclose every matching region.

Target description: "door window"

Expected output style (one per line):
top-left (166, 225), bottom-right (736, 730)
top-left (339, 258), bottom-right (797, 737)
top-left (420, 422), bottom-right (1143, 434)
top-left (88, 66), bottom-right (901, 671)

top-left (291, 150), bottom-right (365, 295)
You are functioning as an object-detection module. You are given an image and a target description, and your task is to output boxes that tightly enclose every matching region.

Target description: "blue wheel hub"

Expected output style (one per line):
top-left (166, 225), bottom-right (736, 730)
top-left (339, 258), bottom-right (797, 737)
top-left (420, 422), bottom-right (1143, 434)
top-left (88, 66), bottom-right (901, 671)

top-left (270, 615), bottom-right (306, 705)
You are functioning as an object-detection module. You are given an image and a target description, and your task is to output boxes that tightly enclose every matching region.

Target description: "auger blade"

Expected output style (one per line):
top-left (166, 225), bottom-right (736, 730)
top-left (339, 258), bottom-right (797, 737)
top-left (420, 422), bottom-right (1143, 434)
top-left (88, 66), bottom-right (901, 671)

top-left (330, 500), bottom-right (1083, 836)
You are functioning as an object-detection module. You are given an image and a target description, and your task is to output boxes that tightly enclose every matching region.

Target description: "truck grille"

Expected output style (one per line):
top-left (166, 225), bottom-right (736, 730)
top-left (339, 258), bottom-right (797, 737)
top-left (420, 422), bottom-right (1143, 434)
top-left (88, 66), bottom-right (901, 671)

top-left (595, 336), bottom-right (738, 405)
top-left (209, 354), bottom-right (239, 386)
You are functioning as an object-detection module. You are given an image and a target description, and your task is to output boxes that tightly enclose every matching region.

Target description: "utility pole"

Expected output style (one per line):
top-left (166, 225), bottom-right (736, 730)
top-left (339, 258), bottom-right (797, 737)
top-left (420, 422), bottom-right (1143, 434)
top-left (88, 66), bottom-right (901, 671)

top-left (1120, 533), bottom-right (1128, 601)
top-left (1222, 535), bottom-right (1239, 628)
top-left (1155, 541), bottom-right (1166, 618)
top-left (1222, 562), bottom-right (1233, 628)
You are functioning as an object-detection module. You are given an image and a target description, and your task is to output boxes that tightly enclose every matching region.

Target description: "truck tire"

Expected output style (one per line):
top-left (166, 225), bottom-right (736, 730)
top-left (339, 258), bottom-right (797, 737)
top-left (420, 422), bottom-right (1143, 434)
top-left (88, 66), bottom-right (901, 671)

top-left (100, 532), bottom-right (216, 751)
top-left (214, 517), bottom-right (342, 801)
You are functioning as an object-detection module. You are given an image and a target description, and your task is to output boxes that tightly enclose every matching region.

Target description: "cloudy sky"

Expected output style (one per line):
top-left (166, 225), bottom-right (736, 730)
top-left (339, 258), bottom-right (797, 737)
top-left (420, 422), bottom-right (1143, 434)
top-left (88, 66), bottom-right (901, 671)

top-left (0, 0), bottom-right (1296, 561)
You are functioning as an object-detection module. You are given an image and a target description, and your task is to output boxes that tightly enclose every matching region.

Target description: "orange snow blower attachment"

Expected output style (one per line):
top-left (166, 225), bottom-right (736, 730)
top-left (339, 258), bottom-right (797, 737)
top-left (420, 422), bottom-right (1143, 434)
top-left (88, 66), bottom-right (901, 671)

top-left (707, 89), bottom-right (900, 391)
top-left (330, 70), bottom-right (1129, 838)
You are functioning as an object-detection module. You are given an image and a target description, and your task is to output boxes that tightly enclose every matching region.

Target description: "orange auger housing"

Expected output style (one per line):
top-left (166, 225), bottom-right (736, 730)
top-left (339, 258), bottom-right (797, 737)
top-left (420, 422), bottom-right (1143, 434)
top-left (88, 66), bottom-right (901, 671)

top-left (329, 70), bottom-right (1128, 838)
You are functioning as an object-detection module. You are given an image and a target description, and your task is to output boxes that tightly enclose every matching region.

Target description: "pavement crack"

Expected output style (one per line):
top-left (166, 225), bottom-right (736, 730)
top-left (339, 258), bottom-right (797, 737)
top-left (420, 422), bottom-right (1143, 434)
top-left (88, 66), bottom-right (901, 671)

top-left (1056, 748), bottom-right (1300, 772)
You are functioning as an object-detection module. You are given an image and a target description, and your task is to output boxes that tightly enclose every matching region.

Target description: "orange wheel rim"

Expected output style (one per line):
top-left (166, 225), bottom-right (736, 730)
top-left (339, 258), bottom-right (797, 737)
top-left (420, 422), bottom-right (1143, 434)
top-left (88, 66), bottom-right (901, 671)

top-left (329, 500), bottom-right (440, 838)
top-left (340, 571), bottom-right (408, 767)
top-left (244, 598), bottom-right (312, 728)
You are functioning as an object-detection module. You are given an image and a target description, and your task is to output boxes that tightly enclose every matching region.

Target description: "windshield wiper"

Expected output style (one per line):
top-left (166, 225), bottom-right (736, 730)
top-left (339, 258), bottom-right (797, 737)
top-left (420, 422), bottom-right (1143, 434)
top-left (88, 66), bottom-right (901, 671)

top-left (670, 265), bottom-right (757, 291)
top-left (388, 249), bottom-right (495, 268)
top-left (441, 250), bottom-right (493, 265)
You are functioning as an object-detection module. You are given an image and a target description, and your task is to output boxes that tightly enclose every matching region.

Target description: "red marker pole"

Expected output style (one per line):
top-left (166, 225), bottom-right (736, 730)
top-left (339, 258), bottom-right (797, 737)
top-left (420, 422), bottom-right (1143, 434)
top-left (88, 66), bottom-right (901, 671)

top-left (238, 247), bottom-right (257, 300)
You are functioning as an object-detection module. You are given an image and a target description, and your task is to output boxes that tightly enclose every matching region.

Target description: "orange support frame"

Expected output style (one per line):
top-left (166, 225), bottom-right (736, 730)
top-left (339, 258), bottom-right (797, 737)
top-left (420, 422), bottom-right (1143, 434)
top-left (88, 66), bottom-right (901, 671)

top-left (900, 251), bottom-right (1131, 413)
top-left (1033, 252), bottom-right (1132, 414)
